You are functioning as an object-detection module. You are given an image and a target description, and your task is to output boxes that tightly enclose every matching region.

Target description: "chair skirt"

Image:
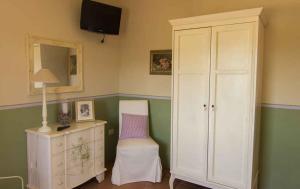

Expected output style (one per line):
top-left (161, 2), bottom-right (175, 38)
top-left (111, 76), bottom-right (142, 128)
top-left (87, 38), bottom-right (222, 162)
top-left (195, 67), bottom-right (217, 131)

top-left (111, 138), bottom-right (162, 185)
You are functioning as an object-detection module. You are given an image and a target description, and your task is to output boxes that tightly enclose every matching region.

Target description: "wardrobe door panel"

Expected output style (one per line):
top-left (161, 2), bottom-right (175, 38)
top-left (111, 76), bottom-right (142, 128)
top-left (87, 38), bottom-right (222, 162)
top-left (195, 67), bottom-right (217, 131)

top-left (208, 23), bottom-right (254, 188)
top-left (172, 28), bottom-right (211, 181)
top-left (216, 24), bottom-right (252, 71)
top-left (208, 73), bottom-right (250, 188)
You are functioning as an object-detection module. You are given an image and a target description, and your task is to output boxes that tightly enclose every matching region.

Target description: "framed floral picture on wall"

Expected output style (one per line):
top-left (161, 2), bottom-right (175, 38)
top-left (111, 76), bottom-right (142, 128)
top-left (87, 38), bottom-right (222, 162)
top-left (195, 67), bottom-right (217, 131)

top-left (150, 50), bottom-right (172, 75)
top-left (75, 100), bottom-right (95, 122)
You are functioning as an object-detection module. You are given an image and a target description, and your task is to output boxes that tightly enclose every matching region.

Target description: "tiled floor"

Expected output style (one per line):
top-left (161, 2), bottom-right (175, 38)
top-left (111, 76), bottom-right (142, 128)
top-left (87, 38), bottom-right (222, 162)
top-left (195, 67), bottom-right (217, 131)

top-left (76, 169), bottom-right (209, 189)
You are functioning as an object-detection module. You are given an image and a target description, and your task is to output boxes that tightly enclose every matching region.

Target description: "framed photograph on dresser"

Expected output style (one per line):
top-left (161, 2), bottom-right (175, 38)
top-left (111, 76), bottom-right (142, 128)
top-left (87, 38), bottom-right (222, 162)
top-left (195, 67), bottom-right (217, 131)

top-left (75, 100), bottom-right (95, 122)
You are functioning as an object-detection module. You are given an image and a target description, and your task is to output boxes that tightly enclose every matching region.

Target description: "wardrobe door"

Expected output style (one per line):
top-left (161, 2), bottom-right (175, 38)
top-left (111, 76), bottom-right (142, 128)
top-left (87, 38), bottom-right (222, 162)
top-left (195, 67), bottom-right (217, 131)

top-left (207, 23), bottom-right (255, 188)
top-left (172, 28), bottom-right (211, 181)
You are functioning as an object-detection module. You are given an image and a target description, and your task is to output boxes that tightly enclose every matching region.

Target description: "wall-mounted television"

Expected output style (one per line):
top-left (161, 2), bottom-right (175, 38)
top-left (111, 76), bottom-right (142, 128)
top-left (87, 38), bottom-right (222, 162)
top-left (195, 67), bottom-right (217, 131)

top-left (80, 0), bottom-right (122, 35)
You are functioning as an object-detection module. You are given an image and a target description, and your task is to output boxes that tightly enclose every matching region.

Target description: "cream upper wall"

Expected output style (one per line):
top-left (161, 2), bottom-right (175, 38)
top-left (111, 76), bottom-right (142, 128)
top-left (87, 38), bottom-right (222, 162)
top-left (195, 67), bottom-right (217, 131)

top-left (118, 0), bottom-right (300, 106)
top-left (0, 0), bottom-right (122, 106)
top-left (1, 0), bottom-right (299, 106)
top-left (118, 0), bottom-right (196, 97)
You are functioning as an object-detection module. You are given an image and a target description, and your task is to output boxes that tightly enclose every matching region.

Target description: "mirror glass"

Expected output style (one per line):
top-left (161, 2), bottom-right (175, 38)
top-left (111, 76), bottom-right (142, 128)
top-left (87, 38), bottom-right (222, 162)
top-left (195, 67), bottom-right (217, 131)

top-left (28, 36), bottom-right (83, 94)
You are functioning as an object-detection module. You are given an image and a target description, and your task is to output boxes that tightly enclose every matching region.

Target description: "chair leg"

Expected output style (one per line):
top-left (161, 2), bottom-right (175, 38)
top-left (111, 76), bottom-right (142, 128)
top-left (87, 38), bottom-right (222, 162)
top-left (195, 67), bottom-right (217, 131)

top-left (169, 174), bottom-right (175, 189)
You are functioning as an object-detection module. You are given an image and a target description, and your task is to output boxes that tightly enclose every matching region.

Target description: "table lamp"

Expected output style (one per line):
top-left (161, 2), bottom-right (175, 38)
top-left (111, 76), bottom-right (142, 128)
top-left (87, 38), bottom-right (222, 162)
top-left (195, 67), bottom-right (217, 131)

top-left (32, 69), bottom-right (59, 132)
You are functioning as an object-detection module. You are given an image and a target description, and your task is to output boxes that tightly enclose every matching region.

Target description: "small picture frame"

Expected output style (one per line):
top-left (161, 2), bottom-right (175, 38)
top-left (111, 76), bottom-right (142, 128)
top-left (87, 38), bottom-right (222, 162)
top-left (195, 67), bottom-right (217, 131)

top-left (75, 100), bottom-right (95, 122)
top-left (150, 50), bottom-right (172, 75)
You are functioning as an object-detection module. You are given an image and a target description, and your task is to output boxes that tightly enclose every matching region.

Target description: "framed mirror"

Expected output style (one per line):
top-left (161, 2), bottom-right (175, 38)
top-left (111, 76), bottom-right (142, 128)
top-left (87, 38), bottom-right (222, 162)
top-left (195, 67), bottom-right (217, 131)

top-left (28, 35), bottom-right (83, 94)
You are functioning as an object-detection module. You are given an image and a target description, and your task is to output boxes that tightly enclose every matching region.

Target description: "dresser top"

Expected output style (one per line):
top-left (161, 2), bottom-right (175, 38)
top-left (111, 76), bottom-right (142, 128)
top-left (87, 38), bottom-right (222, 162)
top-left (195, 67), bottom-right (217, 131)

top-left (25, 120), bottom-right (107, 138)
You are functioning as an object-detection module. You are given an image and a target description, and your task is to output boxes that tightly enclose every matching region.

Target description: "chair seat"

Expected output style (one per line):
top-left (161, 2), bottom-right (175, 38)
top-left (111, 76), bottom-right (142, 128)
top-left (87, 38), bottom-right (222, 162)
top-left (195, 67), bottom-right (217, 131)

top-left (117, 137), bottom-right (159, 151)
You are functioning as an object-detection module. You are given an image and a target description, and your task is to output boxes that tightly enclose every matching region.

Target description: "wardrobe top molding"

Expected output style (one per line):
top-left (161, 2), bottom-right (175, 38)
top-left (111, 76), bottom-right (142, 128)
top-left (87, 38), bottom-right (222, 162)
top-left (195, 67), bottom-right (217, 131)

top-left (169, 7), bottom-right (265, 30)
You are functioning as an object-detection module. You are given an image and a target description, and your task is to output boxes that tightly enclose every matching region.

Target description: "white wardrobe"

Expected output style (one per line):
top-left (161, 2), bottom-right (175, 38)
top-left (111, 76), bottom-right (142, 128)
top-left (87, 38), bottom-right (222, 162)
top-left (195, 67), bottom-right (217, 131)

top-left (169, 8), bottom-right (264, 189)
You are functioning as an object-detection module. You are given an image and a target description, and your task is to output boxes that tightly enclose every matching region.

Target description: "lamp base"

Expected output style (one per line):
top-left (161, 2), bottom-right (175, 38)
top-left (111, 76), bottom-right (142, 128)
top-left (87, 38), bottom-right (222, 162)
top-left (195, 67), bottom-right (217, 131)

top-left (38, 125), bottom-right (51, 133)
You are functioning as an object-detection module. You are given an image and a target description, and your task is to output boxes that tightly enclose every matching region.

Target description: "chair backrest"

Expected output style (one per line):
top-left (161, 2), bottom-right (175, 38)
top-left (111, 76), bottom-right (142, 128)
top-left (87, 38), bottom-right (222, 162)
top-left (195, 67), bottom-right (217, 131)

top-left (119, 100), bottom-right (149, 137)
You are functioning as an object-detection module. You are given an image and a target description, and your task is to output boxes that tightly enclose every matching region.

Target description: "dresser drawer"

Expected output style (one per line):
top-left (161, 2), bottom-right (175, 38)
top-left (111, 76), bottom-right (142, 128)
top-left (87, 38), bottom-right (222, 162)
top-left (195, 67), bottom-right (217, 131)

top-left (95, 157), bottom-right (104, 172)
top-left (66, 161), bottom-right (94, 188)
top-left (67, 129), bottom-right (94, 149)
top-left (52, 175), bottom-right (65, 189)
top-left (51, 137), bottom-right (65, 154)
top-left (95, 149), bottom-right (104, 159)
top-left (95, 141), bottom-right (104, 158)
top-left (67, 142), bottom-right (94, 168)
top-left (52, 154), bottom-right (65, 176)
top-left (67, 160), bottom-right (94, 175)
top-left (95, 126), bottom-right (104, 140)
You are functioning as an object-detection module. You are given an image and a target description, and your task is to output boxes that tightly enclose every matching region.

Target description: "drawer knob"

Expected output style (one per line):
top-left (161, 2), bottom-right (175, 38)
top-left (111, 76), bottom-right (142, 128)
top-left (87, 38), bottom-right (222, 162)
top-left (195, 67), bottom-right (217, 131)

top-left (58, 180), bottom-right (64, 185)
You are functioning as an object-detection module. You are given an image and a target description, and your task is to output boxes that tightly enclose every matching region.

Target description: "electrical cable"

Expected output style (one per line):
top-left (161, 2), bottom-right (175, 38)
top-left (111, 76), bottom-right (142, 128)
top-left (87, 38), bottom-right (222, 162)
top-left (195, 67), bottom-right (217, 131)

top-left (101, 34), bottom-right (106, 43)
top-left (0, 176), bottom-right (24, 189)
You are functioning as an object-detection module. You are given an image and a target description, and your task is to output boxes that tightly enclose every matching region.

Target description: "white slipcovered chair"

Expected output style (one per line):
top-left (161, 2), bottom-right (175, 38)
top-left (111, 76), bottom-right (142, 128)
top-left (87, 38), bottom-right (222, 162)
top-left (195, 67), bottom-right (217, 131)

top-left (111, 100), bottom-right (162, 185)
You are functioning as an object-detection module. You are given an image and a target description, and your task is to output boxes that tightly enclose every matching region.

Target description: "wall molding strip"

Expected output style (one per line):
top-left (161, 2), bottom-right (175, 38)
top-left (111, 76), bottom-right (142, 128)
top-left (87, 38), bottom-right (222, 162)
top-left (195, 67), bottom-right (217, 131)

top-left (262, 103), bottom-right (300, 110)
top-left (118, 93), bottom-right (171, 100)
top-left (1, 94), bottom-right (300, 111)
top-left (0, 93), bottom-right (118, 111)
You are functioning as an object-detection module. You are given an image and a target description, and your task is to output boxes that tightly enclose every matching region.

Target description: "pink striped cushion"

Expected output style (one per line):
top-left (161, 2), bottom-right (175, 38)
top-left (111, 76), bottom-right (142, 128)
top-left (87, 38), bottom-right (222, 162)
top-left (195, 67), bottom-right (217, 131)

top-left (120, 113), bottom-right (148, 139)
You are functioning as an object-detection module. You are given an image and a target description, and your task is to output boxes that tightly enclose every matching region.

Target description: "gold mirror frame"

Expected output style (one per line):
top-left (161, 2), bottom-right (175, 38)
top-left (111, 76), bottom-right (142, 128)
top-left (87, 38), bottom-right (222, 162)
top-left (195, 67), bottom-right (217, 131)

top-left (27, 35), bottom-right (83, 94)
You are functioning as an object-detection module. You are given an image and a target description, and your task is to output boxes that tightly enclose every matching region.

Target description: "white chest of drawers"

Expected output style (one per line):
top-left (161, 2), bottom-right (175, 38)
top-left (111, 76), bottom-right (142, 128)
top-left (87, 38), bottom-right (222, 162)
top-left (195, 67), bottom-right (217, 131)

top-left (26, 120), bottom-right (106, 189)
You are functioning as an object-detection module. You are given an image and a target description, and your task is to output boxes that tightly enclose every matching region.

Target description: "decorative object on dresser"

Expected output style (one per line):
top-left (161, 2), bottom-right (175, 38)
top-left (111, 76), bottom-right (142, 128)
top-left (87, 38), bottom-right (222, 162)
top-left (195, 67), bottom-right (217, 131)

top-left (26, 120), bottom-right (107, 189)
top-left (169, 8), bottom-right (264, 189)
top-left (31, 68), bottom-right (59, 133)
top-left (58, 102), bottom-right (72, 126)
top-left (150, 50), bottom-right (172, 75)
top-left (75, 100), bottom-right (95, 122)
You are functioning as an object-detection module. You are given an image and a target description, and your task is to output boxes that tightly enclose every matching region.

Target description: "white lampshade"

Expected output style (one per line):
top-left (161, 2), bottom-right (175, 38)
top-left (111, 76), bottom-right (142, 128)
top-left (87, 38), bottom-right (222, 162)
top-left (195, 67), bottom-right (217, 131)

top-left (32, 68), bottom-right (59, 83)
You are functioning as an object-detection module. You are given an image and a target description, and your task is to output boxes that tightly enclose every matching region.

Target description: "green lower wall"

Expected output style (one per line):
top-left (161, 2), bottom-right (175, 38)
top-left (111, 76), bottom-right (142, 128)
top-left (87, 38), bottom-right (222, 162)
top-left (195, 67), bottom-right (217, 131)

top-left (259, 107), bottom-right (300, 189)
top-left (0, 104), bottom-right (59, 189)
top-left (94, 97), bottom-right (119, 165)
top-left (0, 97), bottom-right (299, 189)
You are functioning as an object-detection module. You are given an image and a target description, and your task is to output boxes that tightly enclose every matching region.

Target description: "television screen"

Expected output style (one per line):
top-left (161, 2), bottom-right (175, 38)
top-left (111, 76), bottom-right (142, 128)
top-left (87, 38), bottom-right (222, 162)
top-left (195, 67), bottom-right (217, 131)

top-left (80, 0), bottom-right (122, 35)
